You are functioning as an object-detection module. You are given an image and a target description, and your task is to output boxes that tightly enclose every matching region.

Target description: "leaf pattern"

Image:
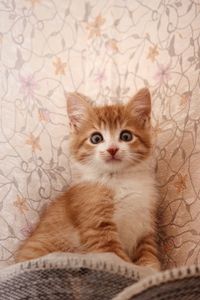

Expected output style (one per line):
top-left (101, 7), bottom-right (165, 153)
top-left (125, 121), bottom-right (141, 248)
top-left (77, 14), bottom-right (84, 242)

top-left (0, 0), bottom-right (200, 269)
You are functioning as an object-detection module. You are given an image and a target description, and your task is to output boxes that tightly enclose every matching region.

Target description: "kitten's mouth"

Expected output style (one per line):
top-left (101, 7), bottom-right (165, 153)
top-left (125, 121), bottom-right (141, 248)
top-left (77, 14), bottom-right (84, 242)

top-left (105, 157), bottom-right (121, 163)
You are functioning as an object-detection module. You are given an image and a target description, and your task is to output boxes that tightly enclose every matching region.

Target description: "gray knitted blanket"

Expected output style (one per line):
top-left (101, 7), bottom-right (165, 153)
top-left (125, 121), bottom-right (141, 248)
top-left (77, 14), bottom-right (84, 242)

top-left (0, 252), bottom-right (200, 300)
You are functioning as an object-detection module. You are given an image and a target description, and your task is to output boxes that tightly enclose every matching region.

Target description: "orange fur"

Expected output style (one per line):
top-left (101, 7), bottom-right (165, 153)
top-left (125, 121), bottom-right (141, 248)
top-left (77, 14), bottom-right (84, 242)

top-left (133, 234), bottom-right (161, 270)
top-left (16, 88), bottom-right (160, 270)
top-left (16, 183), bottom-right (130, 262)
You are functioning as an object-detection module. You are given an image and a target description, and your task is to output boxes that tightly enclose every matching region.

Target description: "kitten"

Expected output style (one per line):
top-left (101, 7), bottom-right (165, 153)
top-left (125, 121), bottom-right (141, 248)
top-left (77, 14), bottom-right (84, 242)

top-left (15, 88), bottom-right (160, 271)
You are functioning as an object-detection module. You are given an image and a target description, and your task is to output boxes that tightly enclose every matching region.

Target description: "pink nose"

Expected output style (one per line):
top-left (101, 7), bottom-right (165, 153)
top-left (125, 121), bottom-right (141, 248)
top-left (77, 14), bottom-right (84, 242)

top-left (107, 147), bottom-right (119, 156)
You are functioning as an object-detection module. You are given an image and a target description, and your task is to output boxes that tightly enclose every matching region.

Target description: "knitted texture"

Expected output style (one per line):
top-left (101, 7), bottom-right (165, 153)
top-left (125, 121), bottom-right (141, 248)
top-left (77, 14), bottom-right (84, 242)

top-left (0, 253), bottom-right (200, 300)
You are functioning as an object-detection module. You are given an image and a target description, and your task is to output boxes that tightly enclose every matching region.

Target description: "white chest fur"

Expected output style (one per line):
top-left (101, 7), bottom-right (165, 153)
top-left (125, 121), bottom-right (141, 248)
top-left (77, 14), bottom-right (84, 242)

top-left (73, 160), bottom-right (157, 259)
top-left (111, 174), bottom-right (157, 258)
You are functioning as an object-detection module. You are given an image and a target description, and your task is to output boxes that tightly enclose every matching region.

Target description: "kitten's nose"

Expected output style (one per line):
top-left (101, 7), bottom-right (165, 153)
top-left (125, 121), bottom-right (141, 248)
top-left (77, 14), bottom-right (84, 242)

top-left (107, 147), bottom-right (119, 156)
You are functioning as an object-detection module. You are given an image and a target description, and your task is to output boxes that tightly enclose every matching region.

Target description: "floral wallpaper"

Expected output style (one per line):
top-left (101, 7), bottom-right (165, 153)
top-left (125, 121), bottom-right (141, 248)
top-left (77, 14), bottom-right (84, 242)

top-left (0, 0), bottom-right (200, 269)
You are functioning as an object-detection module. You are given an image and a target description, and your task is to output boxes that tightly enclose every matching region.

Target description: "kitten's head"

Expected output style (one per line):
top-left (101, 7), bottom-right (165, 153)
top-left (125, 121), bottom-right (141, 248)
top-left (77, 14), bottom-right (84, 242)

top-left (66, 88), bottom-right (152, 174)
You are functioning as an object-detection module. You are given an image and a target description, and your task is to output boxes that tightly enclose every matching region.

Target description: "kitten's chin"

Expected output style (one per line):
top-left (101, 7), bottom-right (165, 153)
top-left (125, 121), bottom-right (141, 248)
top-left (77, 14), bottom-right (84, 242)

top-left (105, 158), bottom-right (122, 163)
top-left (101, 159), bottom-right (128, 172)
top-left (101, 158), bottom-right (145, 173)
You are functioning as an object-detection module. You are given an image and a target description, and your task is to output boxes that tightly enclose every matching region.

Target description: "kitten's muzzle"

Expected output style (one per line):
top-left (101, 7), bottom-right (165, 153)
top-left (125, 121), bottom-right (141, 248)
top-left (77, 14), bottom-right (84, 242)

top-left (107, 147), bottom-right (119, 157)
top-left (106, 147), bottom-right (121, 162)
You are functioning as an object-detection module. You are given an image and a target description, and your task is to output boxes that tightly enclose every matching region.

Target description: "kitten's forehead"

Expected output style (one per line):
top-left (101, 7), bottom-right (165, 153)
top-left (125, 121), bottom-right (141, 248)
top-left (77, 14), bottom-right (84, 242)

top-left (92, 105), bottom-right (127, 131)
top-left (90, 104), bottom-right (145, 136)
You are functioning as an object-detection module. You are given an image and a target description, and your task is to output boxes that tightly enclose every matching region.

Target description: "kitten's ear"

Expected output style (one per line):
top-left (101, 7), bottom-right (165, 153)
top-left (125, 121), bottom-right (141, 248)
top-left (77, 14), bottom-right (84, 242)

top-left (65, 92), bottom-right (92, 131)
top-left (127, 88), bottom-right (151, 127)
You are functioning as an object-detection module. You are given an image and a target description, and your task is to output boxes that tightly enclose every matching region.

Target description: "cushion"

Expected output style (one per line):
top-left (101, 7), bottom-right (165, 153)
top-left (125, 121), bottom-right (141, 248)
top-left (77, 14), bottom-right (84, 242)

top-left (1, 252), bottom-right (200, 300)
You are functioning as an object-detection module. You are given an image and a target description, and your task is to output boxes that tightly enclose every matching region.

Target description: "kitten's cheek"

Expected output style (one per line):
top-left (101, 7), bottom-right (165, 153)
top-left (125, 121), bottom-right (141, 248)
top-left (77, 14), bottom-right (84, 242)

top-left (97, 149), bottom-right (105, 159)
top-left (94, 152), bottom-right (103, 163)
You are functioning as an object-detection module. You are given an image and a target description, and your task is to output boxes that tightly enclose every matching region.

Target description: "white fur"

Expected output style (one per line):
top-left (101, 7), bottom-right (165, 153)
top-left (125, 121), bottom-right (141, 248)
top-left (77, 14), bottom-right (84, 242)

top-left (112, 166), bottom-right (157, 259)
top-left (72, 156), bottom-right (157, 259)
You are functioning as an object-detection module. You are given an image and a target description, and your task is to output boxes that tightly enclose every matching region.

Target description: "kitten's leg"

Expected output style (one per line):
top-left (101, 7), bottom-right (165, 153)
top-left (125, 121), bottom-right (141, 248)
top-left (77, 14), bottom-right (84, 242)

top-left (133, 233), bottom-right (161, 271)
top-left (72, 185), bottom-right (131, 263)
top-left (80, 220), bottom-right (131, 263)
top-left (15, 233), bottom-right (56, 262)
top-left (16, 228), bottom-right (77, 263)
top-left (15, 199), bottom-right (74, 262)
top-left (16, 184), bottom-right (131, 263)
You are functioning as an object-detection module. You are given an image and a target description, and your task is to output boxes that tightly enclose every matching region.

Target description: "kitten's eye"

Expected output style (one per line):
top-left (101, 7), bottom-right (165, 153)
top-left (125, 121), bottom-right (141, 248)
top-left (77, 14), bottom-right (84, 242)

top-left (90, 132), bottom-right (103, 144)
top-left (120, 130), bottom-right (133, 142)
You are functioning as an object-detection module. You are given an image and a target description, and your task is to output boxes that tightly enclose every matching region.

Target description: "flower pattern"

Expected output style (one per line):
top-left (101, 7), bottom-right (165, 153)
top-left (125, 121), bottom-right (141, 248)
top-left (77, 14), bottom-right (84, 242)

top-left (19, 75), bottom-right (39, 98)
top-left (20, 222), bottom-right (34, 238)
top-left (154, 64), bottom-right (171, 85)
top-left (0, 0), bottom-right (200, 269)
top-left (174, 174), bottom-right (187, 194)
top-left (38, 108), bottom-right (50, 122)
top-left (94, 70), bottom-right (106, 83)
top-left (147, 45), bottom-right (159, 62)
top-left (26, 134), bottom-right (42, 152)
top-left (106, 39), bottom-right (119, 53)
top-left (53, 57), bottom-right (67, 75)
top-left (14, 196), bottom-right (29, 214)
top-left (29, 0), bottom-right (41, 6)
top-left (86, 15), bottom-right (105, 38)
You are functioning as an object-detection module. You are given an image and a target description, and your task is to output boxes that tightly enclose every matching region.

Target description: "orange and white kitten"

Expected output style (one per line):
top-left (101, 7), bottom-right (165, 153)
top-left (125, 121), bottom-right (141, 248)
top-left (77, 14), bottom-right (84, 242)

top-left (16, 88), bottom-right (160, 271)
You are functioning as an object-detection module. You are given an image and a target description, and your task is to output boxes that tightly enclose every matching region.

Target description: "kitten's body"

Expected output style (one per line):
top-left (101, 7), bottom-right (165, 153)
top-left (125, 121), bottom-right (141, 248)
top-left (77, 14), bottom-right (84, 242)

top-left (16, 88), bottom-right (160, 270)
top-left (74, 159), bottom-right (157, 260)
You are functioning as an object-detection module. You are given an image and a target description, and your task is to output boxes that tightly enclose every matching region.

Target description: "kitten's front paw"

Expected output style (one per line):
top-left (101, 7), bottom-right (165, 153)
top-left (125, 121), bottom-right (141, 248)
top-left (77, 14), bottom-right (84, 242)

top-left (135, 265), bottom-right (160, 278)
top-left (115, 251), bottom-right (132, 263)
top-left (134, 259), bottom-right (161, 277)
top-left (135, 257), bottom-right (161, 272)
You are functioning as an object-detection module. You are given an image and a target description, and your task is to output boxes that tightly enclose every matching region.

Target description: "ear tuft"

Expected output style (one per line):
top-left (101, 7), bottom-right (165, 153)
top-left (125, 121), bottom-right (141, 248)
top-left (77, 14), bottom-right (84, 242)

top-left (65, 92), bottom-right (91, 130)
top-left (127, 88), bottom-right (151, 126)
